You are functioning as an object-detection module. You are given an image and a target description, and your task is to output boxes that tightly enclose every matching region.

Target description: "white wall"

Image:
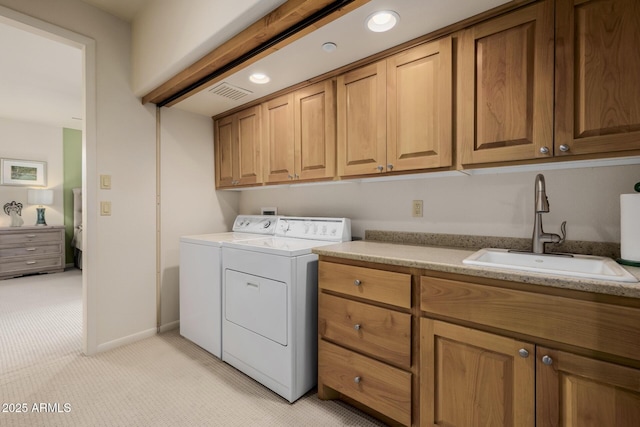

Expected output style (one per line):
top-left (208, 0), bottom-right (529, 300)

top-left (159, 107), bottom-right (238, 330)
top-left (0, 118), bottom-right (64, 227)
top-left (239, 164), bottom-right (640, 244)
top-left (131, 0), bottom-right (286, 96)
top-left (0, 0), bottom-right (157, 353)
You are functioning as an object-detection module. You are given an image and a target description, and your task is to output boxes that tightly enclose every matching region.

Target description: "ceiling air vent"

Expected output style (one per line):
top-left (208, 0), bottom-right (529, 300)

top-left (208, 82), bottom-right (253, 101)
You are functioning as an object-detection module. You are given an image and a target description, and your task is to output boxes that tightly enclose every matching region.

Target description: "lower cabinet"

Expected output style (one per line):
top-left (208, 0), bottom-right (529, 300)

top-left (420, 319), bottom-right (640, 427)
top-left (536, 347), bottom-right (640, 427)
top-left (420, 275), bottom-right (640, 427)
top-left (317, 258), bottom-right (640, 427)
top-left (420, 319), bottom-right (535, 426)
top-left (317, 261), bottom-right (413, 426)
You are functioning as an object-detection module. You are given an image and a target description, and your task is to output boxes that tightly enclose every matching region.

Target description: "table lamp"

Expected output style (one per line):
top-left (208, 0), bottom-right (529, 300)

top-left (27, 189), bottom-right (54, 226)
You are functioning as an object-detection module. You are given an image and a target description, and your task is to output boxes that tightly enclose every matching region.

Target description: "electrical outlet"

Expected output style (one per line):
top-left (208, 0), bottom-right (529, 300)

top-left (412, 200), bottom-right (423, 217)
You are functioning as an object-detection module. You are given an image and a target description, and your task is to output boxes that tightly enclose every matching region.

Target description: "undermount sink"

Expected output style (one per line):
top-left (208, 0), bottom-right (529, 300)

top-left (463, 248), bottom-right (638, 283)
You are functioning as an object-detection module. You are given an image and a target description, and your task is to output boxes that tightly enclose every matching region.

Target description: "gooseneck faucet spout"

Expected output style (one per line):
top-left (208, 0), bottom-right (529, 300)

top-left (532, 174), bottom-right (567, 254)
top-left (535, 174), bottom-right (550, 213)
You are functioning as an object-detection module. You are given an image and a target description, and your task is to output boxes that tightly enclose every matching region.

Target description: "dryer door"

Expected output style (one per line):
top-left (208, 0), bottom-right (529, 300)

top-left (224, 269), bottom-right (288, 346)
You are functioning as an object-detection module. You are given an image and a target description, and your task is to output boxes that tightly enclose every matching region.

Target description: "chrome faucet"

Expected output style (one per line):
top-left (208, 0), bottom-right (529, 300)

top-left (532, 174), bottom-right (566, 254)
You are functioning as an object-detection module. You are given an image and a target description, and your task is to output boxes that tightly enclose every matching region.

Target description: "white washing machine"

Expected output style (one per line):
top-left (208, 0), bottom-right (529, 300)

top-left (221, 216), bottom-right (351, 402)
top-left (179, 215), bottom-right (278, 357)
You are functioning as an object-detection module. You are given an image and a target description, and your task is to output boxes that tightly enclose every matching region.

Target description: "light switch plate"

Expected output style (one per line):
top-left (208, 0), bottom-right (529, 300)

top-left (100, 174), bottom-right (111, 189)
top-left (100, 201), bottom-right (112, 216)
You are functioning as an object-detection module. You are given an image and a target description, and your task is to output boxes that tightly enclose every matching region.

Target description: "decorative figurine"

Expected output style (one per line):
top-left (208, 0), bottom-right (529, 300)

top-left (3, 201), bottom-right (25, 227)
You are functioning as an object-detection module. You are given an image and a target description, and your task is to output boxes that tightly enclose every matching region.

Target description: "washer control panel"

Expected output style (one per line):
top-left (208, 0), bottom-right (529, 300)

top-left (274, 217), bottom-right (351, 242)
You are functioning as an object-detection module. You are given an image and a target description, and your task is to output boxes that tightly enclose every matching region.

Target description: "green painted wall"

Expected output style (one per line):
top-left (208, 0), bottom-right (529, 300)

top-left (63, 128), bottom-right (82, 265)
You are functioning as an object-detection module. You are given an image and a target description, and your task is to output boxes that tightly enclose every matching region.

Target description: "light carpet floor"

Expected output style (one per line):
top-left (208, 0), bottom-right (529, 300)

top-left (0, 270), bottom-right (387, 426)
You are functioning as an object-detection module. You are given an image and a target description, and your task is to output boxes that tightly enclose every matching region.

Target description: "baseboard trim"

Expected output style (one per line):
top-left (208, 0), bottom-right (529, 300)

top-left (96, 327), bottom-right (157, 353)
top-left (159, 320), bottom-right (179, 333)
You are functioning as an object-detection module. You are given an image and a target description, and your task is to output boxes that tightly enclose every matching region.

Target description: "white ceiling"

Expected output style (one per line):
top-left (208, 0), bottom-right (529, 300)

top-left (0, 0), bottom-right (509, 129)
top-left (79, 0), bottom-right (149, 22)
top-left (174, 0), bottom-right (510, 118)
top-left (0, 21), bottom-right (83, 130)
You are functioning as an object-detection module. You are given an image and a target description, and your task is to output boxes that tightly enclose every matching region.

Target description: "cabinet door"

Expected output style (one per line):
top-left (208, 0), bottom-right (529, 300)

top-left (536, 347), bottom-right (640, 427)
top-left (457, 0), bottom-right (554, 165)
top-left (555, 0), bottom-right (640, 156)
top-left (294, 79), bottom-right (336, 181)
top-left (420, 319), bottom-right (535, 427)
top-left (387, 37), bottom-right (452, 171)
top-left (236, 105), bottom-right (262, 186)
top-left (214, 114), bottom-right (236, 188)
top-left (263, 94), bottom-right (295, 183)
top-left (337, 61), bottom-right (387, 176)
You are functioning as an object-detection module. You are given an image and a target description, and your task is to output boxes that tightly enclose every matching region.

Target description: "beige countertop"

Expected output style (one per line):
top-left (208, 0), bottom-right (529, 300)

top-left (313, 240), bottom-right (640, 299)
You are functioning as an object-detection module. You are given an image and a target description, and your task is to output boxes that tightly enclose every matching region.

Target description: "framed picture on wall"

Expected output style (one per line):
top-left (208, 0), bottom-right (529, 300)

top-left (0, 158), bottom-right (47, 186)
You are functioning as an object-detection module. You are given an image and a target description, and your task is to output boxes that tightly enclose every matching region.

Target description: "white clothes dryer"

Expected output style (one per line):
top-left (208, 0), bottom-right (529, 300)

top-left (221, 216), bottom-right (351, 402)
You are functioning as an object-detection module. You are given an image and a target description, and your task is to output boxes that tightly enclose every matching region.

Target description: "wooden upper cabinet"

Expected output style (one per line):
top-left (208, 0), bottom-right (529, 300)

top-left (214, 105), bottom-right (262, 188)
top-left (338, 37), bottom-right (453, 177)
top-left (294, 79), bottom-right (336, 181)
top-left (555, 0), bottom-right (640, 156)
top-left (264, 80), bottom-right (336, 184)
top-left (536, 347), bottom-right (640, 427)
top-left (387, 37), bottom-right (453, 171)
top-left (263, 93), bottom-right (295, 183)
top-left (337, 61), bottom-right (387, 176)
top-left (457, 0), bottom-right (554, 166)
top-left (215, 114), bottom-right (235, 188)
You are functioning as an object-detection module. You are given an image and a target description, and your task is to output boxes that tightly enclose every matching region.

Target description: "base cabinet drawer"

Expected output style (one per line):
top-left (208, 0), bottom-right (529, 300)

top-left (319, 261), bottom-right (411, 308)
top-left (319, 340), bottom-right (412, 426)
top-left (319, 292), bottom-right (411, 367)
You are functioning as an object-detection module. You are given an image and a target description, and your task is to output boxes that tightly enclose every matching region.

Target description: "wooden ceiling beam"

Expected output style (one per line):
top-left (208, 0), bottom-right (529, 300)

top-left (141, 0), bottom-right (369, 107)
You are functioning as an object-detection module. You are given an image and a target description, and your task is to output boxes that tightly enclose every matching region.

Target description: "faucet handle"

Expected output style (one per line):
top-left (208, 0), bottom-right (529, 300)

top-left (558, 221), bottom-right (567, 245)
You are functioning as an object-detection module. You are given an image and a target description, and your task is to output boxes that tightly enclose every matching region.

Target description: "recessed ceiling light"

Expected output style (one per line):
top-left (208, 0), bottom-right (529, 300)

top-left (366, 10), bottom-right (400, 33)
top-left (322, 42), bottom-right (337, 53)
top-left (249, 73), bottom-right (270, 84)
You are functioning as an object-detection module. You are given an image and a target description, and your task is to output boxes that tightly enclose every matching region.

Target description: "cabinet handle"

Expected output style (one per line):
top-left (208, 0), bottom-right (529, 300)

top-left (25, 248), bottom-right (37, 251)
top-left (518, 348), bottom-right (529, 358)
top-left (26, 261), bottom-right (37, 265)
top-left (287, 174), bottom-right (293, 180)
top-left (387, 164), bottom-right (394, 171)
top-left (294, 173), bottom-right (299, 179)
top-left (542, 355), bottom-right (553, 365)
top-left (353, 279), bottom-right (361, 286)
top-left (377, 165), bottom-right (384, 172)
top-left (354, 324), bottom-right (361, 331)
top-left (26, 234), bottom-right (36, 238)
top-left (559, 144), bottom-right (570, 152)
top-left (539, 146), bottom-right (550, 155)
top-left (354, 376), bottom-right (361, 384)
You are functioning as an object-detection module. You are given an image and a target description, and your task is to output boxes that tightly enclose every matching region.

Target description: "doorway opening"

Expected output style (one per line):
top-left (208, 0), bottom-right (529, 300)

top-left (0, 5), bottom-right (97, 355)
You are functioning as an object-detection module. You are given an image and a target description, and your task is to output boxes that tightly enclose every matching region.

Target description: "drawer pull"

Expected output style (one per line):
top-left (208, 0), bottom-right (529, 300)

top-left (25, 248), bottom-right (37, 251)
top-left (354, 279), bottom-right (361, 286)
top-left (354, 324), bottom-right (361, 331)
top-left (354, 376), bottom-right (361, 384)
top-left (26, 234), bottom-right (37, 238)
top-left (26, 261), bottom-right (37, 265)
